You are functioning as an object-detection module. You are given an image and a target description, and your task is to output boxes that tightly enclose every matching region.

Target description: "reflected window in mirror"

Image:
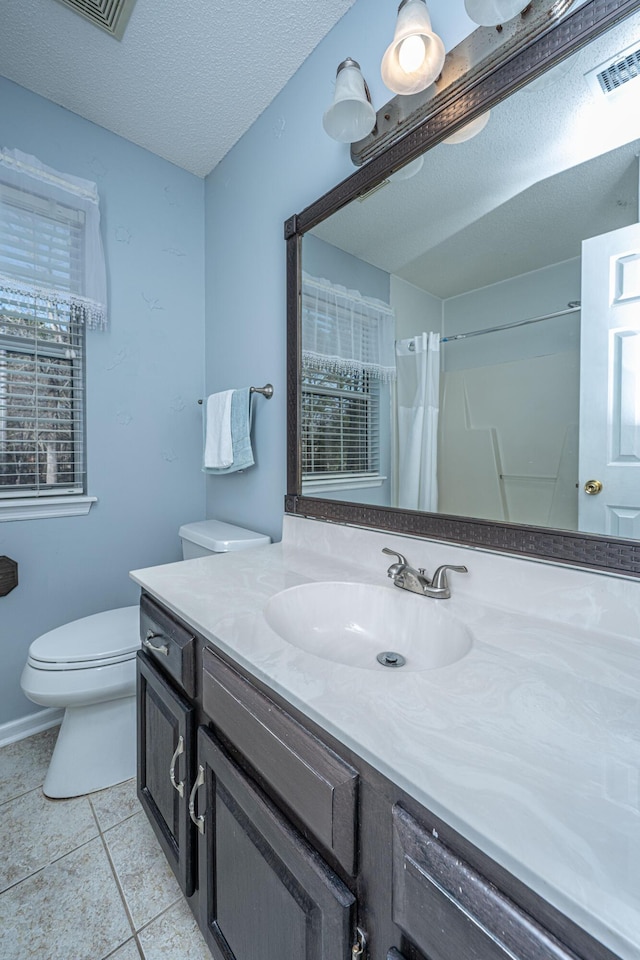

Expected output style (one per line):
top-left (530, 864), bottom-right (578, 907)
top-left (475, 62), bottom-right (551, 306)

top-left (301, 270), bottom-right (395, 501)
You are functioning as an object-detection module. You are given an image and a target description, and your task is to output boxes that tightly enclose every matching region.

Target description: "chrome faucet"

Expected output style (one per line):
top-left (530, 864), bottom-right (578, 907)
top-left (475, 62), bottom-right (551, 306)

top-left (382, 548), bottom-right (468, 599)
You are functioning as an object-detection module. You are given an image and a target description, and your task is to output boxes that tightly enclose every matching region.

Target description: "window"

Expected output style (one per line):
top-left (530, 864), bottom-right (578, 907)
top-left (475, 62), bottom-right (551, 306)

top-left (302, 366), bottom-right (380, 483)
top-left (301, 272), bottom-right (395, 492)
top-left (0, 149), bottom-right (107, 518)
top-left (0, 186), bottom-right (85, 498)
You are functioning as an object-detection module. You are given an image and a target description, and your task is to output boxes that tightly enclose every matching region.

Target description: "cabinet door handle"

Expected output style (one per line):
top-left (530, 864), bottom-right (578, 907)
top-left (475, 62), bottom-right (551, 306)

top-left (169, 736), bottom-right (185, 798)
top-left (188, 764), bottom-right (206, 835)
top-left (143, 631), bottom-right (169, 656)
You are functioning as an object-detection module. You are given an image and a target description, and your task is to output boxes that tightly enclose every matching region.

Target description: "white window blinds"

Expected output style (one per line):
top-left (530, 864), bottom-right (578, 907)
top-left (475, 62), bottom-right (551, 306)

top-left (302, 367), bottom-right (381, 481)
top-left (0, 154), bottom-right (105, 499)
top-left (301, 273), bottom-right (395, 483)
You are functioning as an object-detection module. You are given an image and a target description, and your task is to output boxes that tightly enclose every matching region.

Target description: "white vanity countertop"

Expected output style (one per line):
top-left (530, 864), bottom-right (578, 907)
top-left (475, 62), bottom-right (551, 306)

top-left (131, 516), bottom-right (640, 960)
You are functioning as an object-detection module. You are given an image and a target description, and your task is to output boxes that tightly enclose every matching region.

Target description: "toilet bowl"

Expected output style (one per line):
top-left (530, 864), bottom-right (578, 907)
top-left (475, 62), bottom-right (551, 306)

top-left (20, 606), bottom-right (140, 798)
top-left (20, 519), bottom-right (271, 798)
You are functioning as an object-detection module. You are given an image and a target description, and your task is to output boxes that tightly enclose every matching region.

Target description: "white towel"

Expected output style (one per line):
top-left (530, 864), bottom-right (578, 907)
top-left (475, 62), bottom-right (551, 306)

top-left (203, 391), bottom-right (233, 469)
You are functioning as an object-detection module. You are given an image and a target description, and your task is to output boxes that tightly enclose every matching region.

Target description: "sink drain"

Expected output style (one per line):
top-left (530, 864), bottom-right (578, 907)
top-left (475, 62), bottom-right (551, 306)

top-left (376, 651), bottom-right (406, 668)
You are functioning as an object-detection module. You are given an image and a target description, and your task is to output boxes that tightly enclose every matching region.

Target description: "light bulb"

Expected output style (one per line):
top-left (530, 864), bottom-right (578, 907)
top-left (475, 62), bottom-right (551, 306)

top-left (381, 0), bottom-right (445, 96)
top-left (398, 35), bottom-right (426, 74)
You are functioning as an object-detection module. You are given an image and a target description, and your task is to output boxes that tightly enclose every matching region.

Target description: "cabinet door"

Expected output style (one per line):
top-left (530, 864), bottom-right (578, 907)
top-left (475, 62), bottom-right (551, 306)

top-left (392, 804), bottom-right (579, 960)
top-left (195, 726), bottom-right (356, 960)
top-left (137, 651), bottom-right (196, 896)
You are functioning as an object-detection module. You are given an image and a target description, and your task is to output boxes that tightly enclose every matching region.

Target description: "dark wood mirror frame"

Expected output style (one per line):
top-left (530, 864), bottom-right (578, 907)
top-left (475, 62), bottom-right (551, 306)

top-left (285, 0), bottom-right (640, 579)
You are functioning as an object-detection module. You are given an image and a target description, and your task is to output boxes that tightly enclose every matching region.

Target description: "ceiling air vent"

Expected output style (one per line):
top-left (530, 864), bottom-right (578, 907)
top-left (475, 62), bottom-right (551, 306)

top-left (53, 0), bottom-right (138, 40)
top-left (586, 42), bottom-right (640, 99)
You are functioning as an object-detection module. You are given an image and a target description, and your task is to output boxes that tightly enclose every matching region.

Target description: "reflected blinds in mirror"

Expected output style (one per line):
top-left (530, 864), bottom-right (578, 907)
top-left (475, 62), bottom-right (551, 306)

top-left (302, 368), bottom-right (381, 481)
top-left (301, 274), bottom-right (393, 489)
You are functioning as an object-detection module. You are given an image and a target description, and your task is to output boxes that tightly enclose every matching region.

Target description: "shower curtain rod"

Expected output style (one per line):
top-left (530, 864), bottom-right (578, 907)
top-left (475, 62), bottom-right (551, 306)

top-left (441, 303), bottom-right (581, 344)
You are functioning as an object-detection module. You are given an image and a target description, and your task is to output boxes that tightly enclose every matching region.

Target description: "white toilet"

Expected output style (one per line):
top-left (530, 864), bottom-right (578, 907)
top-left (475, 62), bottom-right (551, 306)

top-left (20, 519), bottom-right (270, 798)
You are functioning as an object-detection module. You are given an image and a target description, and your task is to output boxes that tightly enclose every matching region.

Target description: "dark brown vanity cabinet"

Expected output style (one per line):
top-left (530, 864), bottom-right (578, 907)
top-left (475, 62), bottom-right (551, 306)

top-left (201, 647), bottom-right (359, 877)
top-left (193, 727), bottom-right (356, 960)
top-left (136, 595), bottom-right (360, 960)
top-left (137, 650), bottom-right (196, 897)
top-left (136, 595), bottom-right (622, 960)
top-left (391, 805), bottom-right (580, 960)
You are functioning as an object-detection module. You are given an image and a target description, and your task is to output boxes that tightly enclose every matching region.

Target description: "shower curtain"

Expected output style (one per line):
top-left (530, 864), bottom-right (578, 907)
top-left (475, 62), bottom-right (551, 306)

top-left (393, 332), bottom-right (440, 512)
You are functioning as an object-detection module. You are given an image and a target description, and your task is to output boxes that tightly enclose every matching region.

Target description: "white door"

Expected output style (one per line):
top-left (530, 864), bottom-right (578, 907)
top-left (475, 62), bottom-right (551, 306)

top-left (580, 223), bottom-right (640, 537)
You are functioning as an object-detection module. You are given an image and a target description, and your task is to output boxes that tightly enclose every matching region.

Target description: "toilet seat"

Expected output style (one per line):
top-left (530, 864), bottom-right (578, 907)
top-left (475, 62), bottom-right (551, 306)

top-left (27, 649), bottom-right (136, 671)
top-left (27, 606), bottom-right (139, 671)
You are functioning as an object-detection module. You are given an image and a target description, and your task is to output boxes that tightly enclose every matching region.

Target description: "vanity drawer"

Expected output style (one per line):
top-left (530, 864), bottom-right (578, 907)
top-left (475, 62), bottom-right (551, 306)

top-left (202, 648), bottom-right (358, 875)
top-left (140, 594), bottom-right (196, 697)
top-left (392, 804), bottom-right (577, 960)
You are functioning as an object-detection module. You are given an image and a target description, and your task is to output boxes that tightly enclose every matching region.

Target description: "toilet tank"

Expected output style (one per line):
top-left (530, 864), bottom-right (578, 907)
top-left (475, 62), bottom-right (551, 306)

top-left (179, 519), bottom-right (271, 560)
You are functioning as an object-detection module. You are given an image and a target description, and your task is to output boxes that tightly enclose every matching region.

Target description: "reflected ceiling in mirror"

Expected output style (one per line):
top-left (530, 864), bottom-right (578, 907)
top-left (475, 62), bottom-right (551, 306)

top-left (300, 7), bottom-right (640, 544)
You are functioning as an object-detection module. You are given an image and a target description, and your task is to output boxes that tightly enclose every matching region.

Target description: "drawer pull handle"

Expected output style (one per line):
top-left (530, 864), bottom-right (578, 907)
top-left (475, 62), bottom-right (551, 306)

top-left (352, 928), bottom-right (367, 959)
top-left (169, 736), bottom-right (185, 798)
top-left (143, 631), bottom-right (169, 656)
top-left (189, 765), bottom-right (206, 835)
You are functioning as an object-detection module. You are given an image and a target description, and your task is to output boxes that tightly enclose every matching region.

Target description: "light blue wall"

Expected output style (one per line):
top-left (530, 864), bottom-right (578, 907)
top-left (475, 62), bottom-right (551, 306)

top-left (0, 78), bottom-right (206, 725)
top-left (304, 234), bottom-right (390, 301)
top-left (203, 1), bottom-right (473, 542)
top-left (442, 258), bottom-right (581, 371)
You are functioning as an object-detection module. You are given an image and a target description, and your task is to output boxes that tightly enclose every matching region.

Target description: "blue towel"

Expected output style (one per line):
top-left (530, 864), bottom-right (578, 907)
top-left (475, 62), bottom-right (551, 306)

top-left (202, 388), bottom-right (255, 475)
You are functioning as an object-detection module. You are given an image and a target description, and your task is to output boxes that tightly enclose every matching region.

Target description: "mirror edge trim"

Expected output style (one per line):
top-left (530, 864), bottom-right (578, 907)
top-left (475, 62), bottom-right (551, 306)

top-left (284, 496), bottom-right (640, 579)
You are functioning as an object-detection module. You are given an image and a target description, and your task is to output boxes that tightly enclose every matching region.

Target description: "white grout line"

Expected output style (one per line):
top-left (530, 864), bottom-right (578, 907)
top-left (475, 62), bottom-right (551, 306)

top-left (134, 895), bottom-right (186, 935)
top-left (0, 833), bottom-right (100, 896)
top-left (102, 936), bottom-right (145, 960)
top-left (97, 828), bottom-right (140, 944)
top-left (0, 783), bottom-right (43, 808)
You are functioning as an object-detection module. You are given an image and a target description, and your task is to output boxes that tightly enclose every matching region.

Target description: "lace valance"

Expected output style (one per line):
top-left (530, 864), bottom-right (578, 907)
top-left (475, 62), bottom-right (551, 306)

top-left (0, 148), bottom-right (108, 330)
top-left (302, 272), bottom-right (396, 381)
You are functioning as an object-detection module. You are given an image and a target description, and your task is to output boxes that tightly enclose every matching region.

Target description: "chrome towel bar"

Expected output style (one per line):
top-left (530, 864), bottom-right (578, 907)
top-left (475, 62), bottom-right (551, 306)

top-left (198, 383), bottom-right (274, 404)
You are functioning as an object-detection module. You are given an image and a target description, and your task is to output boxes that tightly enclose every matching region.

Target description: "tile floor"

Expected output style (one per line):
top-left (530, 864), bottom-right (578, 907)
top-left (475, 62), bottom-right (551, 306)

top-left (0, 728), bottom-right (211, 960)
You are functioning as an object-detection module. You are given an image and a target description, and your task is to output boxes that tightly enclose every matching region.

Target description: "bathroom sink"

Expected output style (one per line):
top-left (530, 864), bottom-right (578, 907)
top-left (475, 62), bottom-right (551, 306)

top-left (264, 582), bottom-right (472, 671)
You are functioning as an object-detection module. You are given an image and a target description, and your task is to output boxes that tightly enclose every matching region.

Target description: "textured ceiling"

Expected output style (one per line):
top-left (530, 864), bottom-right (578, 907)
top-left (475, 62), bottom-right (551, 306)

top-left (310, 11), bottom-right (640, 298)
top-left (398, 146), bottom-right (639, 298)
top-left (0, 0), bottom-right (358, 176)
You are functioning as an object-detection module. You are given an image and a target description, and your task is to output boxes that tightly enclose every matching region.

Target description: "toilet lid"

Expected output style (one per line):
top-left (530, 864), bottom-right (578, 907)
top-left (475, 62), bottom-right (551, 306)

top-left (28, 606), bottom-right (140, 665)
top-left (179, 519), bottom-right (271, 552)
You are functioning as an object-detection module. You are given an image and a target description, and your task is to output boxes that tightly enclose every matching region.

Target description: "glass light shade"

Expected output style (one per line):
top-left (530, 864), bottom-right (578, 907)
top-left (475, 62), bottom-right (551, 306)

top-left (443, 110), bottom-right (491, 143)
top-left (323, 59), bottom-right (376, 143)
top-left (389, 155), bottom-right (425, 180)
top-left (381, 0), bottom-right (446, 96)
top-left (464, 0), bottom-right (526, 27)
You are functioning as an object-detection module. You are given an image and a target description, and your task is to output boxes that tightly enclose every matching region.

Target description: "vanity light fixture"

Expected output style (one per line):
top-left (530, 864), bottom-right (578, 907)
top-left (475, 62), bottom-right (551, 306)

top-left (323, 58), bottom-right (377, 143)
top-left (381, 0), bottom-right (446, 95)
top-left (464, 0), bottom-right (528, 27)
top-left (334, 0), bottom-right (573, 158)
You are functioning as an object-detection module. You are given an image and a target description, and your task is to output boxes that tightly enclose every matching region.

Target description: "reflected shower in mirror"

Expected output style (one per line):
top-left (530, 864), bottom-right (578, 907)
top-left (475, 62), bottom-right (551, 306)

top-left (301, 8), bottom-right (640, 541)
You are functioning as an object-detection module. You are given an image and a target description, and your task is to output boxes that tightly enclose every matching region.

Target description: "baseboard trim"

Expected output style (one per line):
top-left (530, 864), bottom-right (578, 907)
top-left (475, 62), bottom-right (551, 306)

top-left (0, 708), bottom-right (63, 748)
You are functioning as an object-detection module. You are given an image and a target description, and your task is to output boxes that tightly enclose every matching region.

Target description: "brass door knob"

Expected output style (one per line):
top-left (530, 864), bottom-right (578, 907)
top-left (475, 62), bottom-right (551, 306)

top-left (584, 480), bottom-right (603, 495)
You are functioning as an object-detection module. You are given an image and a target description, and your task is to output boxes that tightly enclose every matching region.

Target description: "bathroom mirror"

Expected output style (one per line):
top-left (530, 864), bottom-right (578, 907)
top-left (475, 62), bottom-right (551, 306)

top-left (286, 0), bottom-right (640, 577)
